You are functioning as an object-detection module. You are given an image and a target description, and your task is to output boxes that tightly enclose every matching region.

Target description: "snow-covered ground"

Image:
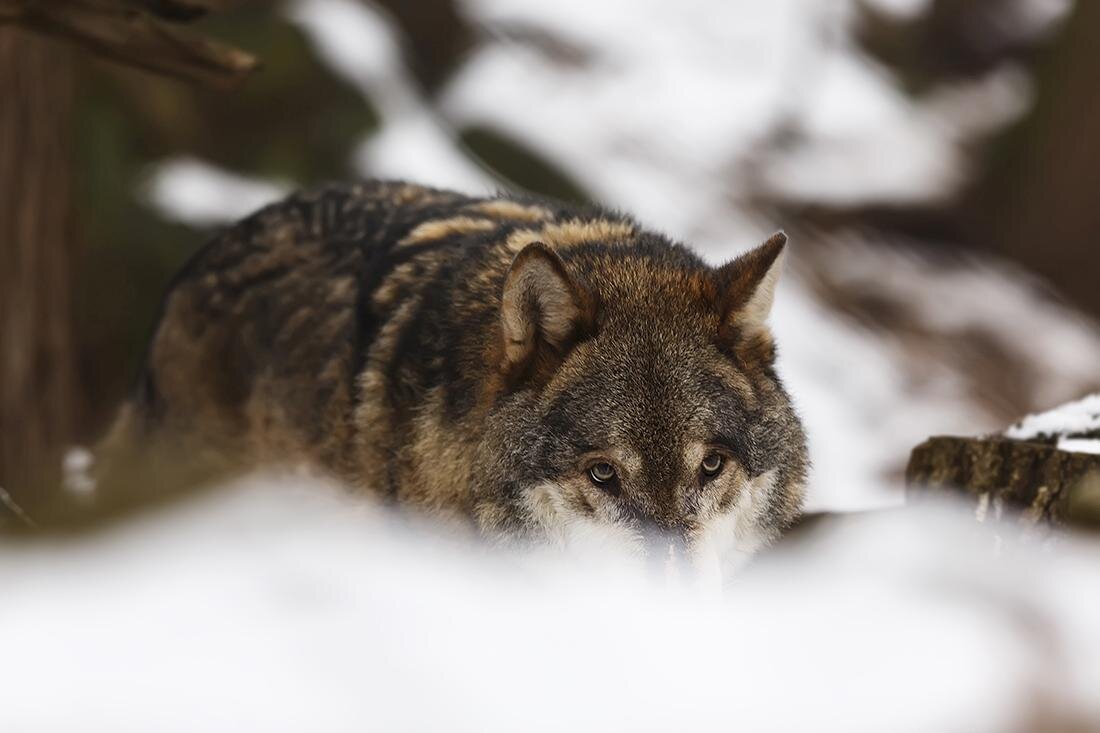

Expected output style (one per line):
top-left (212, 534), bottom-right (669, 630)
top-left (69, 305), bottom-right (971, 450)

top-left (3, 475), bottom-right (1100, 731)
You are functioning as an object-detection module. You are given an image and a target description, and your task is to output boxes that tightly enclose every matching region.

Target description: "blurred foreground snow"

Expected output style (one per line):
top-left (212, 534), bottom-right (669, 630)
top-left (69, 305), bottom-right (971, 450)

top-left (2, 474), bottom-right (1100, 731)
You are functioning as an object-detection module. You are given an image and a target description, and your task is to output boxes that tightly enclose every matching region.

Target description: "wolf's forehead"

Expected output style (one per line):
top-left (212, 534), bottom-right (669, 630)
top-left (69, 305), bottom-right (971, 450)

top-left (600, 286), bottom-right (718, 338)
top-left (556, 346), bottom-right (722, 438)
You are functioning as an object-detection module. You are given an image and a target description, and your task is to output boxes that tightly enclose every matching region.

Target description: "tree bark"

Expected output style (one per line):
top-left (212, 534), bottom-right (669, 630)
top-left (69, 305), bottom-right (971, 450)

top-left (0, 28), bottom-right (78, 502)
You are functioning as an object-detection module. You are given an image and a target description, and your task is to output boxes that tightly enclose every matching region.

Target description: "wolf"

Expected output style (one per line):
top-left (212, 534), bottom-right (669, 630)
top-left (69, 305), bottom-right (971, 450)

top-left (102, 180), bottom-right (808, 571)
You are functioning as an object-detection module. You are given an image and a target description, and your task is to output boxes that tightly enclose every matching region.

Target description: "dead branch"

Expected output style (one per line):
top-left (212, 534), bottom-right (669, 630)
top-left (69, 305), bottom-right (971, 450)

top-left (0, 0), bottom-right (258, 88)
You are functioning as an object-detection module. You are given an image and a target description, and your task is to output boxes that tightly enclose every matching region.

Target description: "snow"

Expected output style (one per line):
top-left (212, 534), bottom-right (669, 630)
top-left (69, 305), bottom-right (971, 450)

top-left (769, 284), bottom-right (971, 510)
top-left (762, 63), bottom-right (1032, 205)
top-left (1006, 394), bottom-right (1100, 442)
top-left (62, 446), bottom-right (96, 498)
top-left (1057, 437), bottom-right (1100, 456)
top-left (445, 0), bottom-right (820, 229)
top-left (288, 0), bottom-right (495, 193)
top-left (143, 157), bottom-right (291, 226)
top-left (2, 475), bottom-right (1100, 731)
top-left (805, 236), bottom-right (1100, 412)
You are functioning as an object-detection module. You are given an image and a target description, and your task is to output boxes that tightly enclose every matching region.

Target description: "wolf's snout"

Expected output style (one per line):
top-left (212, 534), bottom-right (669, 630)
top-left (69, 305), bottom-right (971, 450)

top-left (641, 530), bottom-right (692, 578)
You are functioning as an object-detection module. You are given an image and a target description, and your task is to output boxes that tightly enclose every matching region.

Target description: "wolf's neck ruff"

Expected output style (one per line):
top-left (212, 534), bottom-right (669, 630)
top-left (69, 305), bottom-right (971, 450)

top-left (105, 181), bottom-right (808, 571)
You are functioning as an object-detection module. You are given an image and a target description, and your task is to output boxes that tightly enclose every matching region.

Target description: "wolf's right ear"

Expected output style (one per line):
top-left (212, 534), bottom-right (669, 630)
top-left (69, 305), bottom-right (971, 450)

top-left (499, 242), bottom-right (595, 381)
top-left (713, 231), bottom-right (787, 338)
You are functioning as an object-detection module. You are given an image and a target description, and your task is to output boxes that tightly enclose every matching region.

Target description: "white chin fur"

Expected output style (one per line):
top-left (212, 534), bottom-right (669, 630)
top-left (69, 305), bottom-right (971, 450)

top-left (526, 473), bottom-right (778, 586)
top-left (693, 469), bottom-right (778, 581)
top-left (523, 482), bottom-right (644, 562)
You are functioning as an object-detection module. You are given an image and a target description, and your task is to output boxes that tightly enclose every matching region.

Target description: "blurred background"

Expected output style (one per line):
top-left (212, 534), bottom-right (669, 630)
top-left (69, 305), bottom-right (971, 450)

top-left (2, 0), bottom-right (1098, 512)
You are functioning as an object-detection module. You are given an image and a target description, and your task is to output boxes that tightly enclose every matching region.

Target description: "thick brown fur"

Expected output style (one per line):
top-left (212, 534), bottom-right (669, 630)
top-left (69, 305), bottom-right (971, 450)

top-left (106, 180), bottom-right (808, 558)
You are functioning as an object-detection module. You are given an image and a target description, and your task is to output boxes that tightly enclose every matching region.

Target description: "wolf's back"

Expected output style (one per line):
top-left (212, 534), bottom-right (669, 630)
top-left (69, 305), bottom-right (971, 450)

top-left (106, 180), bottom-right (587, 486)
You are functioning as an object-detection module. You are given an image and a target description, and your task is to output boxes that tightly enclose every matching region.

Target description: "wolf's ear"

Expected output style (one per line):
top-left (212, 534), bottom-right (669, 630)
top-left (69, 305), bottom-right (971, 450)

top-left (713, 231), bottom-right (787, 337)
top-left (500, 242), bottom-right (594, 380)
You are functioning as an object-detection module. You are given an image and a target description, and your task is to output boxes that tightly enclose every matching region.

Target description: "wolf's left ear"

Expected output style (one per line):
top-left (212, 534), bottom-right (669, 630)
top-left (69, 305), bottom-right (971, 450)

top-left (499, 242), bottom-right (595, 381)
top-left (713, 231), bottom-right (787, 336)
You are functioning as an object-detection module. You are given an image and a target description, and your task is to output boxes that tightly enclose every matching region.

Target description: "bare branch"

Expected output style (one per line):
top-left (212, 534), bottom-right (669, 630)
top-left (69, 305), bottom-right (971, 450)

top-left (0, 485), bottom-right (39, 529)
top-left (0, 0), bottom-right (258, 88)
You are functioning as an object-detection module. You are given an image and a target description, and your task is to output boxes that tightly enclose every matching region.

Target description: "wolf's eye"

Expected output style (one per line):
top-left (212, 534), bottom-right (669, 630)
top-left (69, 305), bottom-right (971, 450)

top-left (701, 453), bottom-right (724, 478)
top-left (588, 461), bottom-right (617, 485)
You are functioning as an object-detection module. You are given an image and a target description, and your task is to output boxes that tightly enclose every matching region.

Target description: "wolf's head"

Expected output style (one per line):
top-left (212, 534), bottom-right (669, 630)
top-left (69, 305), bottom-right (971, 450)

top-left (476, 231), bottom-right (808, 576)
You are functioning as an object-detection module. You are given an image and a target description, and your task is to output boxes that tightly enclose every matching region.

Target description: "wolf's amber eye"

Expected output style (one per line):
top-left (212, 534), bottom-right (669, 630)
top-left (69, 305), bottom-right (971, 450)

top-left (588, 461), bottom-right (617, 485)
top-left (701, 453), bottom-right (724, 478)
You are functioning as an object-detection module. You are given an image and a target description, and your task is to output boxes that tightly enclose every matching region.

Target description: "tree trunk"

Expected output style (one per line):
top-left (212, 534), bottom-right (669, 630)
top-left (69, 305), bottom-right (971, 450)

top-left (960, 0), bottom-right (1100, 316)
top-left (0, 28), bottom-right (78, 503)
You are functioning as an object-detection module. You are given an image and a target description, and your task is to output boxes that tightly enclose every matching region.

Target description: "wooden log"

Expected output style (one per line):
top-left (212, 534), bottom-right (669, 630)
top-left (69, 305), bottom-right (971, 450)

top-left (906, 435), bottom-right (1100, 530)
